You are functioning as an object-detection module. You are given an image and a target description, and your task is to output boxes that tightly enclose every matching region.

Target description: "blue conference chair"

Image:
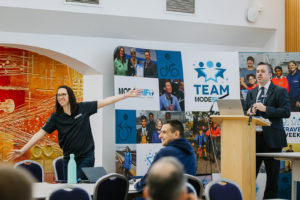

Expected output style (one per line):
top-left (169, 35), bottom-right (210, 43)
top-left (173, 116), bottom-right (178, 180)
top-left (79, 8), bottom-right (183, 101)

top-left (14, 160), bottom-right (44, 182)
top-left (184, 174), bottom-right (204, 198)
top-left (46, 185), bottom-right (91, 200)
top-left (93, 173), bottom-right (129, 200)
top-left (205, 178), bottom-right (243, 200)
top-left (52, 156), bottom-right (64, 181)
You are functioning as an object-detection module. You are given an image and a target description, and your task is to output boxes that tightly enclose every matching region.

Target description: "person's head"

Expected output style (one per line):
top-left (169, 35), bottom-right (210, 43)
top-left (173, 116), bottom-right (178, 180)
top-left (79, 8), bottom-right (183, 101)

top-left (155, 119), bottom-right (163, 131)
top-left (288, 61), bottom-right (298, 74)
top-left (126, 146), bottom-right (130, 153)
top-left (130, 48), bottom-right (136, 59)
top-left (165, 112), bottom-right (171, 121)
top-left (198, 127), bottom-right (203, 134)
top-left (144, 51), bottom-right (151, 62)
top-left (289, 144), bottom-right (293, 150)
top-left (56, 85), bottom-right (78, 114)
top-left (256, 62), bottom-right (272, 86)
top-left (159, 120), bottom-right (184, 146)
top-left (247, 56), bottom-right (255, 68)
top-left (149, 113), bottom-right (154, 122)
top-left (164, 80), bottom-right (173, 94)
top-left (143, 157), bottom-right (187, 200)
top-left (0, 165), bottom-right (35, 200)
top-left (246, 74), bottom-right (257, 86)
top-left (179, 81), bottom-right (184, 91)
top-left (141, 115), bottom-right (147, 128)
top-left (274, 66), bottom-right (283, 78)
top-left (115, 46), bottom-right (126, 64)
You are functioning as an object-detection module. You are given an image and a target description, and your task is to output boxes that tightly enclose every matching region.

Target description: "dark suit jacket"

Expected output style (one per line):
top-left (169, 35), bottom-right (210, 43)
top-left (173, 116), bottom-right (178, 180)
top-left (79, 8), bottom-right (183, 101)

top-left (243, 83), bottom-right (290, 149)
top-left (144, 61), bottom-right (157, 78)
top-left (136, 127), bottom-right (151, 143)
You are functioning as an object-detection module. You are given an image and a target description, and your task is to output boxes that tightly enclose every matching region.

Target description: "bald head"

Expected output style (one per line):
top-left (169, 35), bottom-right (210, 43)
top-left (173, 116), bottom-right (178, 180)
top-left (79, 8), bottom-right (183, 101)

top-left (144, 157), bottom-right (186, 200)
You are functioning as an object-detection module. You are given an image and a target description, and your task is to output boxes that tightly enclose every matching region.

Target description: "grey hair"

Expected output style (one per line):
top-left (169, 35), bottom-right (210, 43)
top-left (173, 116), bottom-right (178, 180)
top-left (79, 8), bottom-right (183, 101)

top-left (146, 157), bottom-right (186, 200)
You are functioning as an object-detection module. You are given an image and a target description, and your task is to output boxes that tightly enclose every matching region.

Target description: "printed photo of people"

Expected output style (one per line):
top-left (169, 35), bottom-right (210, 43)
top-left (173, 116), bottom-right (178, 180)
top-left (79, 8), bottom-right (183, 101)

top-left (239, 52), bottom-right (300, 112)
top-left (135, 110), bottom-right (185, 144)
top-left (185, 111), bottom-right (221, 174)
top-left (159, 79), bottom-right (184, 111)
top-left (113, 46), bottom-right (158, 78)
top-left (115, 144), bottom-right (136, 179)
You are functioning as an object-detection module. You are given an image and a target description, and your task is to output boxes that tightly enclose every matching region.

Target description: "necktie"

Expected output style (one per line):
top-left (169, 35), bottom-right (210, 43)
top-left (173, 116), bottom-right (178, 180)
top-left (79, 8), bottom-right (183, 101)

top-left (257, 87), bottom-right (265, 103)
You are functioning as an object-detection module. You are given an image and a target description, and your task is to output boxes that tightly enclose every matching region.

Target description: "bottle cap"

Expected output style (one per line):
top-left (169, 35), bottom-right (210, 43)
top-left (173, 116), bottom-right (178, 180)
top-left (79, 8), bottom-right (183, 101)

top-left (70, 154), bottom-right (74, 158)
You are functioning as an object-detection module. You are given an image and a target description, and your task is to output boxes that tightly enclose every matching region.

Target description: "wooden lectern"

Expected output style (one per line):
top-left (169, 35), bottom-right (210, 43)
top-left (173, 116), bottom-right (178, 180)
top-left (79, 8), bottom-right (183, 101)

top-left (210, 115), bottom-right (270, 200)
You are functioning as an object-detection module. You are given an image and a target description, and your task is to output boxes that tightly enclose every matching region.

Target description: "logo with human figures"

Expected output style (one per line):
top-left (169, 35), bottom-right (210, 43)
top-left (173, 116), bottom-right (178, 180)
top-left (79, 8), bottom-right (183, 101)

top-left (194, 61), bottom-right (227, 83)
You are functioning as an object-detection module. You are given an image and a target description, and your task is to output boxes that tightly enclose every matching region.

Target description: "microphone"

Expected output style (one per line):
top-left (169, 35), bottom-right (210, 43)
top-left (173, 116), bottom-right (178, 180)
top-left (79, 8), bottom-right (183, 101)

top-left (170, 96), bottom-right (173, 104)
top-left (209, 93), bottom-right (229, 115)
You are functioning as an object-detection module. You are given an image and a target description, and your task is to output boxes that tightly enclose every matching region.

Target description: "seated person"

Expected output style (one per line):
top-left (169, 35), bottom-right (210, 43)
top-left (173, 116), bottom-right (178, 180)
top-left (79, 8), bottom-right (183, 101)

top-left (0, 165), bottom-right (34, 200)
top-left (143, 157), bottom-right (197, 200)
top-left (135, 120), bottom-right (197, 192)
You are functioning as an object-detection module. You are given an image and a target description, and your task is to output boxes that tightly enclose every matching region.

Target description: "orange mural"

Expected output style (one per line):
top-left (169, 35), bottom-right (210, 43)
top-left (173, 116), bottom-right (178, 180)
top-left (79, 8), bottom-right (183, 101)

top-left (0, 46), bottom-right (83, 182)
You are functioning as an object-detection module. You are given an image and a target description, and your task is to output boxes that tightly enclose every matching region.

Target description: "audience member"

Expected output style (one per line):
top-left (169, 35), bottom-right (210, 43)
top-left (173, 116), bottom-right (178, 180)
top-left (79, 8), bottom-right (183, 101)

top-left (143, 157), bottom-right (197, 200)
top-left (0, 165), bottom-right (35, 200)
top-left (135, 120), bottom-right (196, 192)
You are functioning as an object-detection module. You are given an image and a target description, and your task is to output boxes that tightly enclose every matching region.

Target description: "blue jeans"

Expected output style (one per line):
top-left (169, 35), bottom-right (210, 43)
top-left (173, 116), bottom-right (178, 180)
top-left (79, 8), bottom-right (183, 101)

top-left (63, 151), bottom-right (95, 181)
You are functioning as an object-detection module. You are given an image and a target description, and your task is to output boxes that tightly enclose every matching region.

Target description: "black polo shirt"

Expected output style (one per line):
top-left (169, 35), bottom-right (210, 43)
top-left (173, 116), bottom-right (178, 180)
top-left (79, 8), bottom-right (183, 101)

top-left (42, 101), bottom-right (97, 158)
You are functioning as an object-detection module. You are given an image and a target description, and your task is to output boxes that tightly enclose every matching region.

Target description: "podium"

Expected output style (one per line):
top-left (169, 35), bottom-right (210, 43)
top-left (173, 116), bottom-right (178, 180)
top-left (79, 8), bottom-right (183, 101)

top-left (210, 115), bottom-right (270, 200)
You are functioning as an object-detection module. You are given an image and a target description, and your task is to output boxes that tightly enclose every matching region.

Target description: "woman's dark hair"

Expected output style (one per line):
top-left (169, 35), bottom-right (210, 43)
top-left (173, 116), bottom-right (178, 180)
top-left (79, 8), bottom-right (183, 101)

top-left (55, 85), bottom-right (78, 115)
top-left (115, 46), bottom-right (126, 64)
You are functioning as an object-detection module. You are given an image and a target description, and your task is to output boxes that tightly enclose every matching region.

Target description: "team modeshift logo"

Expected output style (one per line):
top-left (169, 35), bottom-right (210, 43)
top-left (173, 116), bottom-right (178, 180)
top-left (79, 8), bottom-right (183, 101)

top-left (193, 60), bottom-right (229, 102)
top-left (194, 61), bottom-right (226, 83)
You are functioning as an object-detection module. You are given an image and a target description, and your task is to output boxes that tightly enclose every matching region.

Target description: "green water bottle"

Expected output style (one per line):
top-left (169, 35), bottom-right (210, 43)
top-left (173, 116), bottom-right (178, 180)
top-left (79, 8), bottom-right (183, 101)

top-left (67, 154), bottom-right (77, 184)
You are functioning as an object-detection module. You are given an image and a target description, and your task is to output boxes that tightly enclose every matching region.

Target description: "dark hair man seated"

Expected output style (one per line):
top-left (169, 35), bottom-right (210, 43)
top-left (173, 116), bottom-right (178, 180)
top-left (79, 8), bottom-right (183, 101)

top-left (135, 120), bottom-right (197, 192)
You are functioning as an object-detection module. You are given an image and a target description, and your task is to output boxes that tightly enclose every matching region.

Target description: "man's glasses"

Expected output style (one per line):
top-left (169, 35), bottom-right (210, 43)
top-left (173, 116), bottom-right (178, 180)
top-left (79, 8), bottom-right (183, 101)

top-left (57, 93), bottom-right (67, 98)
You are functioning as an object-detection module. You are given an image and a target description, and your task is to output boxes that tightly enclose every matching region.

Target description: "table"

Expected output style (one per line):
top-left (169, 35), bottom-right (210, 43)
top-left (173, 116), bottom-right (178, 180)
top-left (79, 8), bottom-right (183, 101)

top-left (33, 182), bottom-right (139, 200)
top-left (256, 152), bottom-right (300, 200)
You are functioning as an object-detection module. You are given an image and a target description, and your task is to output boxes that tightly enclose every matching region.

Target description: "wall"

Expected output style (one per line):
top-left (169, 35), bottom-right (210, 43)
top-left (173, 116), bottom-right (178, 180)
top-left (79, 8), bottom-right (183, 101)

top-left (0, 0), bottom-right (285, 172)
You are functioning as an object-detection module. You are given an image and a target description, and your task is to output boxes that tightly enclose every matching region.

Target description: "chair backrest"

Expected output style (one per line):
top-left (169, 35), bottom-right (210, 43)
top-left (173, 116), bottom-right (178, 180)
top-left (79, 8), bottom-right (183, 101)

top-left (205, 178), bottom-right (243, 200)
top-left (184, 174), bottom-right (204, 198)
top-left (186, 182), bottom-right (197, 197)
top-left (46, 185), bottom-right (92, 200)
top-left (93, 173), bottom-right (129, 200)
top-left (14, 160), bottom-right (44, 182)
top-left (52, 156), bottom-right (64, 181)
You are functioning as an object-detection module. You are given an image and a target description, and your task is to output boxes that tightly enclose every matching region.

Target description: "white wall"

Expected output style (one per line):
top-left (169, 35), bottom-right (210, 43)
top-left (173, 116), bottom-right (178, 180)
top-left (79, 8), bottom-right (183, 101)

top-left (0, 0), bottom-right (285, 172)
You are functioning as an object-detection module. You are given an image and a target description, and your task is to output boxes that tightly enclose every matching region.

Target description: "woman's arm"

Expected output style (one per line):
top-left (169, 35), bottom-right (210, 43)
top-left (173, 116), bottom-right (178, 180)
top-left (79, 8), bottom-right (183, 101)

top-left (97, 87), bottom-right (141, 109)
top-left (7, 129), bottom-right (48, 160)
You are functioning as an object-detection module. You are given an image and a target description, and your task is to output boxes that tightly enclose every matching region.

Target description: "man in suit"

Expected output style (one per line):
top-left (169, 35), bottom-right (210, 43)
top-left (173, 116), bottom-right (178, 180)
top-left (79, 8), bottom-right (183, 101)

top-left (144, 51), bottom-right (158, 78)
top-left (137, 115), bottom-right (150, 144)
top-left (244, 62), bottom-right (290, 199)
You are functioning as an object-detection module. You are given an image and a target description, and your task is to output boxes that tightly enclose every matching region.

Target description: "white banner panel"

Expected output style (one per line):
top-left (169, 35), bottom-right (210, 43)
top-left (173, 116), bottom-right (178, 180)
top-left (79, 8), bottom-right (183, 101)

top-left (284, 112), bottom-right (300, 143)
top-left (183, 52), bottom-right (240, 111)
top-left (136, 144), bottom-right (162, 176)
top-left (114, 76), bottom-right (160, 110)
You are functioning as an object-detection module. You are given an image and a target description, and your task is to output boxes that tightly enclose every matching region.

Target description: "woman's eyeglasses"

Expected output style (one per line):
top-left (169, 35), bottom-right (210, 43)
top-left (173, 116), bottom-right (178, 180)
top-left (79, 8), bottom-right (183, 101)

top-left (57, 93), bottom-right (67, 98)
